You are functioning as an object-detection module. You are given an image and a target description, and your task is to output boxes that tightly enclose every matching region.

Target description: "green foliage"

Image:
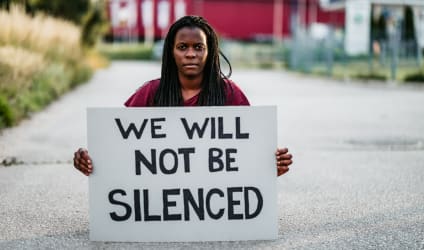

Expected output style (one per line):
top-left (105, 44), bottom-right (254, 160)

top-left (355, 73), bottom-right (387, 81)
top-left (404, 72), bottom-right (424, 83)
top-left (0, 6), bottom-right (95, 130)
top-left (0, 0), bottom-right (28, 10)
top-left (81, 3), bottom-right (108, 47)
top-left (99, 43), bottom-right (153, 60)
top-left (0, 94), bottom-right (14, 128)
top-left (68, 61), bottom-right (92, 88)
top-left (0, 61), bottom-right (93, 130)
top-left (3, 0), bottom-right (108, 48)
top-left (26, 0), bottom-right (90, 24)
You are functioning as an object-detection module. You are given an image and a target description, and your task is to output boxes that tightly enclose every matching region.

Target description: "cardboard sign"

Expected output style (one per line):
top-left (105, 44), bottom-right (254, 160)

top-left (87, 106), bottom-right (277, 242)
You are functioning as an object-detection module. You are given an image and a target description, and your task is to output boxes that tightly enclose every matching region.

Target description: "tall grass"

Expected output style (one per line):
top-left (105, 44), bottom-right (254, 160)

top-left (0, 5), bottom-right (82, 62)
top-left (0, 46), bottom-right (45, 92)
top-left (0, 6), bottom-right (93, 129)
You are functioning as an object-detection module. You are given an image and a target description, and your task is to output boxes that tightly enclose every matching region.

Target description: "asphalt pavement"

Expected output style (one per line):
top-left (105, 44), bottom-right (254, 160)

top-left (0, 61), bottom-right (423, 249)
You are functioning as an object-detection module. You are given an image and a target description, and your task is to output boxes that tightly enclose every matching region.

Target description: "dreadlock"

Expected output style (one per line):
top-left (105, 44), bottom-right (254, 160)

top-left (153, 15), bottom-right (232, 106)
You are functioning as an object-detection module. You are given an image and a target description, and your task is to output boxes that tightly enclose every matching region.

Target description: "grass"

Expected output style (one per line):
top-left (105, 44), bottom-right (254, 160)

top-left (221, 41), bottom-right (285, 69)
top-left (404, 71), bottom-right (424, 82)
top-left (97, 40), bottom-right (285, 68)
top-left (0, 6), bottom-right (95, 130)
top-left (226, 41), bottom-right (424, 83)
top-left (0, 6), bottom-right (82, 62)
top-left (98, 43), bottom-right (153, 60)
top-left (305, 58), bottom-right (424, 83)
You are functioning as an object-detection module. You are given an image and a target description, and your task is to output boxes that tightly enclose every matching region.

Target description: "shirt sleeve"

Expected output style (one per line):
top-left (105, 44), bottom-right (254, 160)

top-left (124, 80), bottom-right (159, 107)
top-left (225, 79), bottom-right (250, 106)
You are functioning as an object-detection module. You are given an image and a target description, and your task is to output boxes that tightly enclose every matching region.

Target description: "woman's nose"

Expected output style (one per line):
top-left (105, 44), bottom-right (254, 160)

top-left (185, 48), bottom-right (196, 58)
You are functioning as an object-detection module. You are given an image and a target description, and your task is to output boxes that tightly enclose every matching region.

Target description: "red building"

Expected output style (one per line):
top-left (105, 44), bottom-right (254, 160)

top-left (107, 0), bottom-right (345, 41)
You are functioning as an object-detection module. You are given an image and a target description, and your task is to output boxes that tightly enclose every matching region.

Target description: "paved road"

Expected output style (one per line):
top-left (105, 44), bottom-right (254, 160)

top-left (1, 61), bottom-right (423, 249)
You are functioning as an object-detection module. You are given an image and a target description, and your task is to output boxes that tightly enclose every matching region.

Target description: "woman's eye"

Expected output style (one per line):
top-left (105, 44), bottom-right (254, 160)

top-left (195, 45), bottom-right (204, 50)
top-left (177, 45), bottom-right (187, 50)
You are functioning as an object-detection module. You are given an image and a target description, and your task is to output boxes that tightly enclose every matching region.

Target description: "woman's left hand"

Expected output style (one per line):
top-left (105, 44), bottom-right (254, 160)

top-left (276, 148), bottom-right (293, 176)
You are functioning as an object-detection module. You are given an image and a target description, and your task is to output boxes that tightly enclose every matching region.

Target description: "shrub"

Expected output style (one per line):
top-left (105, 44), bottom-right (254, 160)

top-left (0, 6), bottom-right (82, 62)
top-left (0, 46), bottom-right (45, 91)
top-left (98, 43), bottom-right (153, 60)
top-left (404, 72), bottom-right (424, 83)
top-left (355, 73), bottom-right (387, 81)
top-left (0, 94), bottom-right (14, 127)
top-left (0, 6), bottom-right (94, 130)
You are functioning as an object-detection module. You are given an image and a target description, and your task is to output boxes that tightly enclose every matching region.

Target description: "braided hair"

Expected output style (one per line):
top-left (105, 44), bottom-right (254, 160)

top-left (153, 15), bottom-right (232, 106)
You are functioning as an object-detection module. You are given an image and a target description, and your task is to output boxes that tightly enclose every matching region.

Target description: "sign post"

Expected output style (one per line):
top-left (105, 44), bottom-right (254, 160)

top-left (87, 106), bottom-right (278, 242)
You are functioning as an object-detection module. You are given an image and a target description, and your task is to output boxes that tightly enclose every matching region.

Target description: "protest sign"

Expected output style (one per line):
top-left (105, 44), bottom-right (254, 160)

top-left (87, 106), bottom-right (277, 242)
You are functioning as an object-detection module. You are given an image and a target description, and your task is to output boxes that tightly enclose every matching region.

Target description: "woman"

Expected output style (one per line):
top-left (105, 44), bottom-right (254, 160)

top-left (74, 15), bottom-right (292, 176)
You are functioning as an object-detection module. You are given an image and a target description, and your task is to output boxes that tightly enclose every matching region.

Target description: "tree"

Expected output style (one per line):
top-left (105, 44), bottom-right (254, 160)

top-left (81, 2), bottom-right (109, 47)
top-left (27, 0), bottom-right (90, 24)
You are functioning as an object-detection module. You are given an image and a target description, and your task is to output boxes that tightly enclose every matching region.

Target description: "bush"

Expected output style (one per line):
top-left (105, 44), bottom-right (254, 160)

top-left (0, 94), bottom-right (14, 127)
top-left (0, 6), bottom-right (94, 130)
top-left (355, 73), bottom-right (387, 81)
top-left (404, 72), bottom-right (424, 83)
top-left (98, 43), bottom-right (153, 60)
top-left (0, 6), bottom-right (82, 62)
top-left (81, 4), bottom-right (108, 47)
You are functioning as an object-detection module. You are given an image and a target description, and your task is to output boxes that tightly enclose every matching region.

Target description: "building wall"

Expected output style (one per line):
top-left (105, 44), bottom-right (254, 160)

top-left (106, 0), bottom-right (345, 41)
top-left (186, 0), bottom-right (290, 40)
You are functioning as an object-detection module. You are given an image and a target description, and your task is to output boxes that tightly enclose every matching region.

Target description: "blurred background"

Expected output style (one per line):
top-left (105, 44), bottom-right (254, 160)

top-left (1, 0), bottom-right (424, 130)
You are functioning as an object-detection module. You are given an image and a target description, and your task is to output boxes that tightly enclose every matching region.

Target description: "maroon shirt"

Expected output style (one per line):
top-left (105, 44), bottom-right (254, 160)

top-left (124, 78), bottom-right (250, 107)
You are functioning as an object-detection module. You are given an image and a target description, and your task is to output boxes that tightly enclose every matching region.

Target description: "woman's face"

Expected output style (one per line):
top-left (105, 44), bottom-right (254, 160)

top-left (173, 27), bottom-right (208, 81)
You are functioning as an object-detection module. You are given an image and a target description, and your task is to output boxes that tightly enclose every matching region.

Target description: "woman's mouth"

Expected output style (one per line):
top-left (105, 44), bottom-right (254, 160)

top-left (183, 64), bottom-right (199, 69)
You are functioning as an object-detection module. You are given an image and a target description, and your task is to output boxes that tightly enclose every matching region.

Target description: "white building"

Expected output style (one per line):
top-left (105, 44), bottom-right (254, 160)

top-left (321, 0), bottom-right (424, 56)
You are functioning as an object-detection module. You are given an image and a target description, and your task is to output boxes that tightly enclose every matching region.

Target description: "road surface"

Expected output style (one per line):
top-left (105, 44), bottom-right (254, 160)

top-left (1, 61), bottom-right (423, 249)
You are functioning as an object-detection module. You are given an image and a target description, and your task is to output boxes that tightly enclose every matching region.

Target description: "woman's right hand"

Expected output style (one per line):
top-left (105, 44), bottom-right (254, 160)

top-left (73, 148), bottom-right (92, 176)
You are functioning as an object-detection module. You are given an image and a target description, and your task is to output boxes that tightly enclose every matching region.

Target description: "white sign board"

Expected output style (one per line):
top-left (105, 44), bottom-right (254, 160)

top-left (157, 0), bottom-right (170, 29)
top-left (174, 0), bottom-right (186, 20)
top-left (87, 106), bottom-right (278, 242)
top-left (142, 0), bottom-right (154, 27)
top-left (344, 0), bottom-right (371, 56)
top-left (413, 6), bottom-right (424, 50)
top-left (110, 0), bottom-right (137, 28)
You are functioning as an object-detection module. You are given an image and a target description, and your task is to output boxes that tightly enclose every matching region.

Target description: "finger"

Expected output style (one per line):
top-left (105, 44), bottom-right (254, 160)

top-left (277, 160), bottom-right (293, 167)
top-left (280, 153), bottom-right (292, 160)
top-left (74, 151), bottom-right (81, 162)
top-left (80, 161), bottom-right (93, 173)
top-left (73, 152), bottom-right (92, 176)
top-left (75, 157), bottom-right (93, 175)
top-left (277, 160), bottom-right (293, 166)
top-left (275, 148), bottom-right (288, 155)
top-left (278, 169), bottom-right (289, 176)
top-left (74, 158), bottom-right (86, 171)
top-left (277, 154), bottom-right (292, 161)
top-left (73, 153), bottom-right (83, 169)
top-left (78, 149), bottom-right (92, 167)
top-left (79, 157), bottom-right (92, 168)
top-left (79, 148), bottom-right (91, 161)
top-left (277, 166), bottom-right (288, 172)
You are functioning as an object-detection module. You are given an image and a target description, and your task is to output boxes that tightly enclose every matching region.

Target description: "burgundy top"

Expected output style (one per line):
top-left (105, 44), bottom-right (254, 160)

top-left (124, 78), bottom-right (250, 107)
